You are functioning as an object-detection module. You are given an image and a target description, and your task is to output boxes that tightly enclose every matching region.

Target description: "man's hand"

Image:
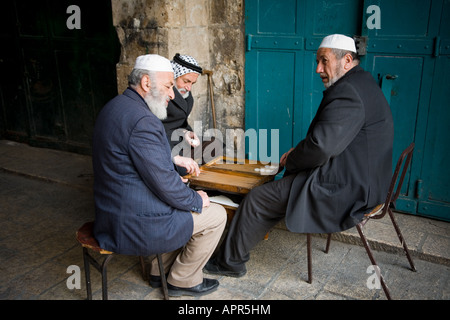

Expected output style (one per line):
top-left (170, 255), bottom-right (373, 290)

top-left (280, 148), bottom-right (294, 167)
top-left (184, 130), bottom-right (200, 147)
top-left (197, 190), bottom-right (210, 208)
top-left (173, 155), bottom-right (200, 176)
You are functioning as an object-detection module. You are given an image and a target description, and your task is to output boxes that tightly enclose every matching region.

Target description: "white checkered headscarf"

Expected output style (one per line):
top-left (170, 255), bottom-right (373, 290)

top-left (171, 53), bottom-right (202, 79)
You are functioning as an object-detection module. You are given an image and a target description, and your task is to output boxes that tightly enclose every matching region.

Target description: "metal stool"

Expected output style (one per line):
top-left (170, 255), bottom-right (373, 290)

top-left (76, 221), bottom-right (169, 300)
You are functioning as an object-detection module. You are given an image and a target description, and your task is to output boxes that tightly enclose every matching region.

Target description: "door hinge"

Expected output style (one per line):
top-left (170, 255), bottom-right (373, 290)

top-left (415, 180), bottom-right (423, 198)
top-left (433, 36), bottom-right (441, 57)
top-left (246, 34), bottom-right (253, 52)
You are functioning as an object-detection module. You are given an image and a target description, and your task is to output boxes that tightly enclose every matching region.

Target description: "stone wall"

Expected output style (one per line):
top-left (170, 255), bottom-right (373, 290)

top-left (111, 0), bottom-right (245, 142)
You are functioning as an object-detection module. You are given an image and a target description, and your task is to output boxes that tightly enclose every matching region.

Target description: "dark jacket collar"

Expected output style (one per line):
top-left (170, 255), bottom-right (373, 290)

top-left (123, 87), bottom-right (148, 108)
top-left (325, 65), bottom-right (363, 92)
top-left (170, 88), bottom-right (193, 113)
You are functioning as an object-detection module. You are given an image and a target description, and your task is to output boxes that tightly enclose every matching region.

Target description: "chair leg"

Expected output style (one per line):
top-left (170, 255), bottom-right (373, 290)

top-left (356, 223), bottom-right (392, 300)
top-left (100, 254), bottom-right (114, 300)
top-left (82, 247), bottom-right (114, 300)
top-left (157, 254), bottom-right (169, 300)
top-left (306, 234), bottom-right (312, 284)
top-left (325, 234), bottom-right (332, 253)
top-left (306, 234), bottom-right (332, 284)
top-left (387, 208), bottom-right (416, 272)
top-left (139, 256), bottom-right (149, 281)
top-left (82, 247), bottom-right (92, 300)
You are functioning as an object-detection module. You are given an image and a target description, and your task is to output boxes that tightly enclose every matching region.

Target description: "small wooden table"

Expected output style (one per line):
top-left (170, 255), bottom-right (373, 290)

top-left (185, 156), bottom-right (278, 194)
top-left (185, 156), bottom-right (279, 234)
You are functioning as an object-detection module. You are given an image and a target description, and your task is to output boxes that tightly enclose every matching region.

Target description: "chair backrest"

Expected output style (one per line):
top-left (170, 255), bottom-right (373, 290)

top-left (377, 142), bottom-right (415, 219)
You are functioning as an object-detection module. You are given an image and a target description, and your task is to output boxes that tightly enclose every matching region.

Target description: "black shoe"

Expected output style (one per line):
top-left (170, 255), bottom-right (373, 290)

top-left (204, 258), bottom-right (247, 278)
top-left (167, 278), bottom-right (219, 297)
top-left (149, 274), bottom-right (168, 288)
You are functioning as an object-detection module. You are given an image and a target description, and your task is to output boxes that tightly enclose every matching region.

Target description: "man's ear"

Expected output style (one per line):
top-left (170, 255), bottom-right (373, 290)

top-left (343, 53), bottom-right (354, 70)
top-left (140, 74), bottom-right (151, 93)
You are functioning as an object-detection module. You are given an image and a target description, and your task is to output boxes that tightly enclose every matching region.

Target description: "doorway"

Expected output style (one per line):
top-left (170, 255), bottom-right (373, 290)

top-left (0, 0), bottom-right (120, 154)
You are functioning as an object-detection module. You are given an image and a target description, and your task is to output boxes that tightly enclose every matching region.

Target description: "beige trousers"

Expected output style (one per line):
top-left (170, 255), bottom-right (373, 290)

top-left (150, 203), bottom-right (227, 287)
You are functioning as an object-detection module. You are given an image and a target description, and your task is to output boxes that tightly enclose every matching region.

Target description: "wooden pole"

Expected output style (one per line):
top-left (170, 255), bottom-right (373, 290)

top-left (202, 69), bottom-right (216, 129)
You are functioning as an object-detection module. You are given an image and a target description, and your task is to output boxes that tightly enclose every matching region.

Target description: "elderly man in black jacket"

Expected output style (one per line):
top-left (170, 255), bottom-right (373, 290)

top-left (162, 54), bottom-right (203, 176)
top-left (205, 34), bottom-right (394, 277)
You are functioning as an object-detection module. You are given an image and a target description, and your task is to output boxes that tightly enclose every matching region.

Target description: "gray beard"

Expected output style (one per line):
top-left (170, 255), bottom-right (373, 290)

top-left (325, 73), bottom-right (343, 88)
top-left (324, 62), bottom-right (346, 89)
top-left (144, 91), bottom-right (168, 120)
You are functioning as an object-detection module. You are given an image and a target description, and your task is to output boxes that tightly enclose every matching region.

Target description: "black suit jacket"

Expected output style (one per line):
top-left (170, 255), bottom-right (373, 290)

top-left (284, 66), bottom-right (394, 233)
top-left (162, 89), bottom-right (194, 150)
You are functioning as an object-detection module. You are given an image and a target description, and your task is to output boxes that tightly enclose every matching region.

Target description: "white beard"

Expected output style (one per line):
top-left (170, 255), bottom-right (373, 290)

top-left (144, 89), bottom-right (168, 120)
top-left (177, 87), bottom-right (190, 99)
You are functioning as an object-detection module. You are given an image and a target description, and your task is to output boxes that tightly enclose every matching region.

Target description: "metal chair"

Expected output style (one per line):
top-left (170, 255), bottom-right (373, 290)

top-left (306, 142), bottom-right (417, 300)
top-left (76, 221), bottom-right (169, 300)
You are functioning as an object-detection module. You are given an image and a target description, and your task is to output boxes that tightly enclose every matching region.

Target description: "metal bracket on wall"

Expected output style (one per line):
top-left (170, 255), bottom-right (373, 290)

top-left (353, 36), bottom-right (368, 56)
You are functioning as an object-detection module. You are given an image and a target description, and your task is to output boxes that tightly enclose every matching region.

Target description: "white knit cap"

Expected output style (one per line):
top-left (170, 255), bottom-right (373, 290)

top-left (319, 34), bottom-right (357, 53)
top-left (133, 54), bottom-right (174, 72)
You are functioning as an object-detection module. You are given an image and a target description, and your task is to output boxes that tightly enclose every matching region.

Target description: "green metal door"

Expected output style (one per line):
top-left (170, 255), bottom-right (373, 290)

top-left (244, 0), bottom-right (303, 161)
top-left (362, 0), bottom-right (450, 221)
top-left (245, 0), bottom-right (363, 161)
top-left (245, 0), bottom-right (450, 221)
top-left (415, 0), bottom-right (450, 221)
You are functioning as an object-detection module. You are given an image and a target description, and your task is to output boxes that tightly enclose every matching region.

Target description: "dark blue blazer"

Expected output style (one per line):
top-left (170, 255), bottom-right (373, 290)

top-left (92, 88), bottom-right (203, 256)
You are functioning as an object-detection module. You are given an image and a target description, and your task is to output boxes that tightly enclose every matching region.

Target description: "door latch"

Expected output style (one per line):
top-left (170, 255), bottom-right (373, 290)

top-left (385, 74), bottom-right (398, 80)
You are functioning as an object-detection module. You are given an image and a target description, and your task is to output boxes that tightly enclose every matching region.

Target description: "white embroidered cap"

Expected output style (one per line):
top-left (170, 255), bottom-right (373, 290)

top-left (134, 54), bottom-right (174, 72)
top-left (319, 34), bottom-right (357, 53)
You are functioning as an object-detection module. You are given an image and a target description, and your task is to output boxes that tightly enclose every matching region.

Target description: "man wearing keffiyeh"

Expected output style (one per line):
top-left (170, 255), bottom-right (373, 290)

top-left (162, 53), bottom-right (203, 176)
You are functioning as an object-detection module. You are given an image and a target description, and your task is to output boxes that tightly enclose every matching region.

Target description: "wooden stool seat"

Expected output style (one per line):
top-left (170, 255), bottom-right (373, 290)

top-left (76, 221), bottom-right (169, 300)
top-left (364, 203), bottom-right (384, 219)
top-left (76, 221), bottom-right (113, 254)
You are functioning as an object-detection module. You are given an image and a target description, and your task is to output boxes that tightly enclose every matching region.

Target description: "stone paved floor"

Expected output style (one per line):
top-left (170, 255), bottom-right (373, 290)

top-left (0, 140), bottom-right (449, 302)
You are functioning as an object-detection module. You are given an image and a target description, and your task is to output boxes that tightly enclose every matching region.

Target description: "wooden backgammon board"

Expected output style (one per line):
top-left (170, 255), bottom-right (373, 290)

top-left (185, 156), bottom-right (279, 239)
top-left (184, 156), bottom-right (279, 195)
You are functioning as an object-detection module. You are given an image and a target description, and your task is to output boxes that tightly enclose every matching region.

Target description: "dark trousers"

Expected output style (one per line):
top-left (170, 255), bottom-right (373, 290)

top-left (214, 173), bottom-right (303, 272)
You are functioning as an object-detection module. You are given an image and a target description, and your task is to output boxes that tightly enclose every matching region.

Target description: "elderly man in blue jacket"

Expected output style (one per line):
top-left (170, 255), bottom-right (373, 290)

top-left (92, 54), bottom-right (226, 297)
top-left (205, 34), bottom-right (394, 277)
